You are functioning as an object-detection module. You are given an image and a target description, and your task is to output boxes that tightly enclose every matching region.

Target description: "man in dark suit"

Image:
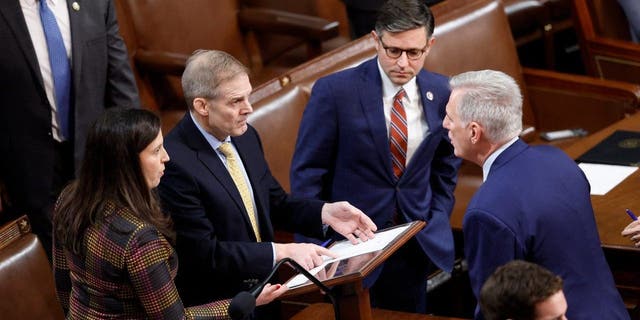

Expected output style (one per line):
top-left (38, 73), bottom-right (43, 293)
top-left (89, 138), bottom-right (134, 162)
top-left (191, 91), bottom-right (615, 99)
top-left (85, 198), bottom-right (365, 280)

top-left (290, 0), bottom-right (460, 313)
top-left (158, 50), bottom-right (377, 308)
top-left (443, 70), bottom-right (628, 319)
top-left (0, 0), bottom-right (139, 258)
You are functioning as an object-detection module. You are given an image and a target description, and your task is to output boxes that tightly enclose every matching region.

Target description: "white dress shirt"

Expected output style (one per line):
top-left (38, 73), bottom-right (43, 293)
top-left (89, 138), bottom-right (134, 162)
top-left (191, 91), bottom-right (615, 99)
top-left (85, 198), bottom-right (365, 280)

top-left (377, 60), bottom-right (429, 166)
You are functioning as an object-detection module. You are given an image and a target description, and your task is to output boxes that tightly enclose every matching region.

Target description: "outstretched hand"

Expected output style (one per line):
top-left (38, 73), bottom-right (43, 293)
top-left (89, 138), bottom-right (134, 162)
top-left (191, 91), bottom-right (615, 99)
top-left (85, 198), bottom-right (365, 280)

top-left (622, 220), bottom-right (640, 247)
top-left (321, 201), bottom-right (377, 244)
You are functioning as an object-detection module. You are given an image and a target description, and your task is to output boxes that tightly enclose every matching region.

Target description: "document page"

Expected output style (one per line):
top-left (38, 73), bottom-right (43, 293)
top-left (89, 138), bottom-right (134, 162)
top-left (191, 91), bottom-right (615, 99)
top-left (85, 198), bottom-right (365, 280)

top-left (578, 163), bottom-right (638, 195)
top-left (285, 224), bottom-right (412, 287)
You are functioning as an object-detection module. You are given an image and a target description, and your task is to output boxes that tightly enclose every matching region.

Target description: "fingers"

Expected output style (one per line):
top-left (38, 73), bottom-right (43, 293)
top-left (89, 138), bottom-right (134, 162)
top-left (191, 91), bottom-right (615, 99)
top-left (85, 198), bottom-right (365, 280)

top-left (622, 223), bottom-right (640, 236)
top-left (316, 246), bottom-right (337, 259)
top-left (255, 283), bottom-right (288, 306)
top-left (344, 232), bottom-right (359, 245)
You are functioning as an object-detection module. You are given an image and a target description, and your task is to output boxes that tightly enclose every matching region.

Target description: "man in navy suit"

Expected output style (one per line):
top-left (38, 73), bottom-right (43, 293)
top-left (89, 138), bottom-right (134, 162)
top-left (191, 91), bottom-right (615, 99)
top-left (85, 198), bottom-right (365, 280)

top-left (290, 0), bottom-right (460, 313)
top-left (0, 0), bottom-right (139, 259)
top-left (158, 50), bottom-right (377, 309)
top-left (443, 70), bottom-right (628, 319)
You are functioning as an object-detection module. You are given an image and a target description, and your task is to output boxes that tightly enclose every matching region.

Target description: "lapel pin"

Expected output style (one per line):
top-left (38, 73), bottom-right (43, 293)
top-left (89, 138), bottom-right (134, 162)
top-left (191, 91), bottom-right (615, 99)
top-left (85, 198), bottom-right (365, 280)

top-left (426, 91), bottom-right (434, 101)
top-left (72, 2), bottom-right (80, 11)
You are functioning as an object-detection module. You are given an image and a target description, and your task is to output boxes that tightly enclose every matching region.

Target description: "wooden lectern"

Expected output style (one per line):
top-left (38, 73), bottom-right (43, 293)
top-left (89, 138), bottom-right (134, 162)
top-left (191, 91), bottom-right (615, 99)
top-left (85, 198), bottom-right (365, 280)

top-left (282, 221), bottom-right (426, 320)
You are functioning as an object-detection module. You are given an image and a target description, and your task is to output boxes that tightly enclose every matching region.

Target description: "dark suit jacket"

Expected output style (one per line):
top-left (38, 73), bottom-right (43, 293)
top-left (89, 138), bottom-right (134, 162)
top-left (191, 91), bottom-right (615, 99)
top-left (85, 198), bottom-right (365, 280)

top-left (158, 114), bottom-right (325, 305)
top-left (463, 139), bottom-right (628, 319)
top-left (0, 0), bottom-right (139, 213)
top-left (290, 58), bottom-right (461, 273)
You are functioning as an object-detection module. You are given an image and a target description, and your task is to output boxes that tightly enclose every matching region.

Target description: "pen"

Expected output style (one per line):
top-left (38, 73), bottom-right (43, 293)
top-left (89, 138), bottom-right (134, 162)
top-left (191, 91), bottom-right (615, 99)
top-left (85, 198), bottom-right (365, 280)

top-left (320, 239), bottom-right (332, 248)
top-left (626, 208), bottom-right (638, 221)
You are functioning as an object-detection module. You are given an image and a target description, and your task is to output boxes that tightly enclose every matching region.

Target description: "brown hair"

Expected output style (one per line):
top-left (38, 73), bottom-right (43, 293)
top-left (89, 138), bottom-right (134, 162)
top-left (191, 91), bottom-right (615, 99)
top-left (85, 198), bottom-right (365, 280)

top-left (480, 260), bottom-right (564, 320)
top-left (53, 108), bottom-right (174, 254)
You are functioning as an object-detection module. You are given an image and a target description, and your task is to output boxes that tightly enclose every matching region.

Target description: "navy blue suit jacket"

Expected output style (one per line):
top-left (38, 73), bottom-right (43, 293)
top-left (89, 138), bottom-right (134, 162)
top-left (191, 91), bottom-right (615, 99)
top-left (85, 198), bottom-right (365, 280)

top-left (290, 58), bottom-right (461, 272)
top-left (158, 115), bottom-right (325, 305)
top-left (464, 139), bottom-right (628, 319)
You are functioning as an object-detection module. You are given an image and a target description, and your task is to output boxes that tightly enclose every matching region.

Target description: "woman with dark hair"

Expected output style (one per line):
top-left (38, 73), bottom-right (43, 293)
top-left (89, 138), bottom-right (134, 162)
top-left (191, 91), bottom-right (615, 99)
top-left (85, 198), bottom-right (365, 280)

top-left (53, 108), bottom-right (284, 319)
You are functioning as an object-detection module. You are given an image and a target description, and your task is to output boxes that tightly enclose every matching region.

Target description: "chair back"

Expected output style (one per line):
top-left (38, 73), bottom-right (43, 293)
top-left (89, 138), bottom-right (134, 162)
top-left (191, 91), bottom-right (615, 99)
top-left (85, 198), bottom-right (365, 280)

top-left (427, 0), bottom-right (536, 126)
top-left (0, 216), bottom-right (64, 319)
top-left (572, 0), bottom-right (640, 84)
top-left (582, 0), bottom-right (632, 41)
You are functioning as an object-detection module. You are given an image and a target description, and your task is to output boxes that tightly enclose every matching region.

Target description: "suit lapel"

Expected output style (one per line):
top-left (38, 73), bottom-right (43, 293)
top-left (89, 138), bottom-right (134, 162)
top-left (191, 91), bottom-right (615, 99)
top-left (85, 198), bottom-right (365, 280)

top-left (403, 71), bottom-right (445, 176)
top-left (0, 0), bottom-right (46, 94)
top-left (179, 116), bottom-right (254, 232)
top-left (417, 72), bottom-right (444, 137)
top-left (66, 0), bottom-right (82, 94)
top-left (360, 59), bottom-right (395, 182)
top-left (231, 132), bottom-right (273, 240)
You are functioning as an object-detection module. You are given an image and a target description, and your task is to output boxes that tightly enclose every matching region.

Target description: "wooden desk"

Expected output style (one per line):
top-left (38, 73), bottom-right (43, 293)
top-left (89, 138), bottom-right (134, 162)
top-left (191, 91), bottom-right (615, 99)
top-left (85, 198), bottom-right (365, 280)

top-left (562, 112), bottom-right (640, 251)
top-left (562, 113), bottom-right (640, 313)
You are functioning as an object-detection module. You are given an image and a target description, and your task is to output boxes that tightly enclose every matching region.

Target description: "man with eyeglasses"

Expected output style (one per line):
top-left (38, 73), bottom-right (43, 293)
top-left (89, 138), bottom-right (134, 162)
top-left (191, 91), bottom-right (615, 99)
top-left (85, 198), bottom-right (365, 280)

top-left (291, 0), bottom-right (460, 313)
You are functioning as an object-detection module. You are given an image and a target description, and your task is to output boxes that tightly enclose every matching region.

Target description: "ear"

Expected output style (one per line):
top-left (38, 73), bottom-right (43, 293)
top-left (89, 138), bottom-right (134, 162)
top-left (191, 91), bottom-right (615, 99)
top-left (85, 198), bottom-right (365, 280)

top-left (424, 36), bottom-right (436, 57)
top-left (469, 121), bottom-right (483, 144)
top-left (372, 30), bottom-right (380, 50)
top-left (427, 36), bottom-right (436, 47)
top-left (192, 98), bottom-right (208, 116)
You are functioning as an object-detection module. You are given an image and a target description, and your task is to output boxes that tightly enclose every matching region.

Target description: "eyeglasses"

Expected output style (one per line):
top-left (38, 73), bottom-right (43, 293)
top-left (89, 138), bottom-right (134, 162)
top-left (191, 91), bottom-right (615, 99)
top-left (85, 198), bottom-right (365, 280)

top-left (378, 37), bottom-right (428, 60)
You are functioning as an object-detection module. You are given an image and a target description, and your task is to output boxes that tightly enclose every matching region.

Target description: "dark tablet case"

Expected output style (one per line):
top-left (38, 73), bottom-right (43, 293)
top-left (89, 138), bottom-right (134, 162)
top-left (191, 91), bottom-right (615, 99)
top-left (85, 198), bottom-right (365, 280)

top-left (576, 130), bottom-right (640, 166)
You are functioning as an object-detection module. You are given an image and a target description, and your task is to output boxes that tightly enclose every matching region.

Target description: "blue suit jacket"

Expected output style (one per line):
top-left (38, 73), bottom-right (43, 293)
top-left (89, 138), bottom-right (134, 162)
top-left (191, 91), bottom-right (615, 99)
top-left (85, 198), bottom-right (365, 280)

top-left (290, 58), bottom-right (461, 272)
top-left (464, 139), bottom-right (628, 319)
top-left (158, 115), bottom-right (325, 305)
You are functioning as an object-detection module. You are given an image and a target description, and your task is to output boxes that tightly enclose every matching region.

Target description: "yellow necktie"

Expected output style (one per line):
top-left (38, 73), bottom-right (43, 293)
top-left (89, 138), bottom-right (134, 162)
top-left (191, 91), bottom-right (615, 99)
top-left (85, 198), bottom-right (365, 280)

top-left (218, 142), bottom-right (261, 241)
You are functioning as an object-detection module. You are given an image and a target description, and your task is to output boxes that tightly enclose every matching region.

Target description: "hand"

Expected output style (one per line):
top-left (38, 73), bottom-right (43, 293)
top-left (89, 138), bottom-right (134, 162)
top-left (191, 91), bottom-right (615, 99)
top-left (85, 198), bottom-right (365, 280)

top-left (274, 243), bottom-right (337, 270)
top-left (321, 201), bottom-right (377, 244)
top-left (622, 220), bottom-right (640, 247)
top-left (255, 283), bottom-right (288, 306)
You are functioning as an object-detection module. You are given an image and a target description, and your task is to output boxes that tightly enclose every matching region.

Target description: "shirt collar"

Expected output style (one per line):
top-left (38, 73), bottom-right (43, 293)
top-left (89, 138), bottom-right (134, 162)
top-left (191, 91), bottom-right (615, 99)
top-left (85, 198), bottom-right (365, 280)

top-left (28, 0), bottom-right (63, 7)
top-left (482, 136), bottom-right (519, 182)
top-left (377, 59), bottom-right (417, 103)
top-left (190, 111), bottom-right (230, 151)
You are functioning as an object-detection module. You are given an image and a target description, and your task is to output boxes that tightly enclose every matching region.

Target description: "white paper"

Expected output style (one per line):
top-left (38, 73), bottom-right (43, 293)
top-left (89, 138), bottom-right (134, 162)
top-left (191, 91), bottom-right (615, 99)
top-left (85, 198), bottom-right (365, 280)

top-left (578, 163), bottom-right (638, 195)
top-left (285, 224), bottom-right (412, 287)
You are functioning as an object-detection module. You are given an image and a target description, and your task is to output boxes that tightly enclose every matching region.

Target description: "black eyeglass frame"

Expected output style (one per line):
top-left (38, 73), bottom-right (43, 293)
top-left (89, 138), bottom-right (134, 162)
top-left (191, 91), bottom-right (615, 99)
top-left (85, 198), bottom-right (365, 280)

top-left (378, 37), bottom-right (429, 60)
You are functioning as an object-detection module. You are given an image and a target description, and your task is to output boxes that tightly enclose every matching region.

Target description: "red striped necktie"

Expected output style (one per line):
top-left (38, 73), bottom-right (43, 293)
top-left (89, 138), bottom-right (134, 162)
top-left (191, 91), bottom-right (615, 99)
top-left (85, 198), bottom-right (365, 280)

top-left (390, 88), bottom-right (407, 180)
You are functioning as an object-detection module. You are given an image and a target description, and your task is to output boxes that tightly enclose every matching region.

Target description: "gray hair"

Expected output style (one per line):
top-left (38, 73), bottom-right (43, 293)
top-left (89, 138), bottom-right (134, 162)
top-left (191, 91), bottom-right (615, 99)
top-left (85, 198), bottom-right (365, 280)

top-left (181, 50), bottom-right (249, 110)
top-left (449, 70), bottom-right (523, 143)
top-left (375, 0), bottom-right (435, 37)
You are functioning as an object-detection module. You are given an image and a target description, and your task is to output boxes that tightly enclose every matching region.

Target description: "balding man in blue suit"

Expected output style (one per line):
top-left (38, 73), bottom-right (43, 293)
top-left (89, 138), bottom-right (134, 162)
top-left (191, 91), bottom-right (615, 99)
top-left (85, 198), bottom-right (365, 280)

top-left (443, 70), bottom-right (628, 319)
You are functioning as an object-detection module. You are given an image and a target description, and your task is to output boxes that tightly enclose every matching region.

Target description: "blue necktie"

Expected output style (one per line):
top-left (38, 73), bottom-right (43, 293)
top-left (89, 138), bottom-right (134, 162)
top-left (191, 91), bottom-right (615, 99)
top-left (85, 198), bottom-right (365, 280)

top-left (39, 0), bottom-right (71, 140)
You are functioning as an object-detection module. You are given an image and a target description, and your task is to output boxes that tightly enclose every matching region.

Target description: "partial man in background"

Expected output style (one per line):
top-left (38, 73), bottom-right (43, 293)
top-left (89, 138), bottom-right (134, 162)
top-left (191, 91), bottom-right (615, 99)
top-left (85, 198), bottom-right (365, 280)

top-left (480, 260), bottom-right (567, 320)
top-left (443, 69), bottom-right (628, 319)
top-left (0, 0), bottom-right (139, 259)
top-left (291, 0), bottom-right (460, 313)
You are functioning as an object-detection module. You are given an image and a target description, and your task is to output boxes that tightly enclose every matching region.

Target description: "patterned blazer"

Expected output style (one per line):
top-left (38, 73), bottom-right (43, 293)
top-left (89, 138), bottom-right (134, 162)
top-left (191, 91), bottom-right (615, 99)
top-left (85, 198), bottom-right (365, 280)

top-left (53, 202), bottom-right (231, 319)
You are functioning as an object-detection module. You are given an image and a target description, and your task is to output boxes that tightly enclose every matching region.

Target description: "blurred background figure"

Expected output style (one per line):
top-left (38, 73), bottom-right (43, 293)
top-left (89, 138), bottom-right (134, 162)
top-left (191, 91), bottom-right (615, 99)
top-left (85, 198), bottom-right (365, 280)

top-left (479, 260), bottom-right (567, 320)
top-left (617, 0), bottom-right (640, 42)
